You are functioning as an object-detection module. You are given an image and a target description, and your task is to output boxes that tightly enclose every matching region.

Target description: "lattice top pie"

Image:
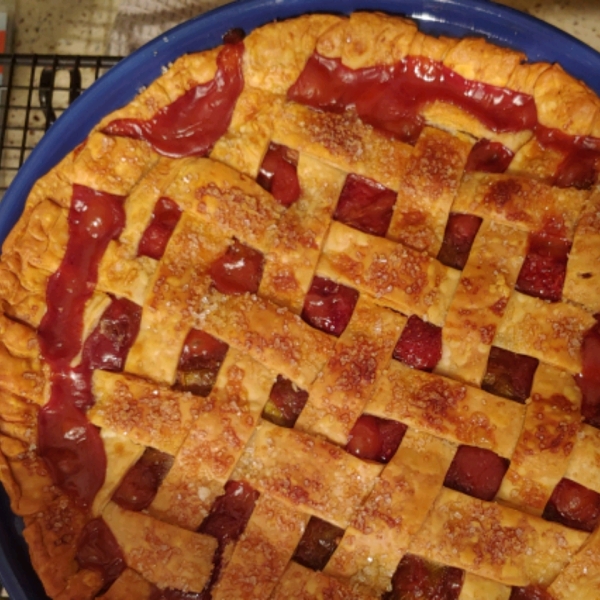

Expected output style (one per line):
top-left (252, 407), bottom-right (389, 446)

top-left (2, 10), bottom-right (600, 600)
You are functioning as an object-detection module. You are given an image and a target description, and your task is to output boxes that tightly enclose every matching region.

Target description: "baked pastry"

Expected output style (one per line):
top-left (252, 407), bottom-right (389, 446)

top-left (1, 9), bottom-right (600, 600)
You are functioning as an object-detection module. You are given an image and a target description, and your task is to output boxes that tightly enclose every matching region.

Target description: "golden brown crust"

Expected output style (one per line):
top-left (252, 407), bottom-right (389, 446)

top-left (2, 10), bottom-right (600, 600)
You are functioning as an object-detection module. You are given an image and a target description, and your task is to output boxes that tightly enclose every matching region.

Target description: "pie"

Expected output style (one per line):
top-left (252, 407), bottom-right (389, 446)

top-left (1, 10), bottom-right (600, 600)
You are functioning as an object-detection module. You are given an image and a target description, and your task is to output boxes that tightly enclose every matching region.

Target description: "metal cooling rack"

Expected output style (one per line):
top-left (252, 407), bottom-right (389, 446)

top-left (0, 54), bottom-right (122, 197)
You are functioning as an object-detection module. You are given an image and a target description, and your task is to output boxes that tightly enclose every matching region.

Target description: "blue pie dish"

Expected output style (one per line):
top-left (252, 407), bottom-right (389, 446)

top-left (1, 1), bottom-right (600, 598)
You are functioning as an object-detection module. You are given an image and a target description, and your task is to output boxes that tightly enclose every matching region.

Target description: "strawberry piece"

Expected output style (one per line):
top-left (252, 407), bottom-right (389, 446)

top-left (437, 213), bottom-right (482, 270)
top-left (543, 478), bottom-right (600, 533)
top-left (175, 329), bottom-right (229, 397)
top-left (257, 143), bottom-right (301, 207)
top-left (301, 275), bottom-right (359, 337)
top-left (444, 445), bottom-right (509, 501)
top-left (465, 139), bottom-right (514, 173)
top-left (334, 173), bottom-right (397, 237)
top-left (482, 346), bottom-right (539, 403)
top-left (113, 448), bottom-right (174, 512)
top-left (346, 414), bottom-right (407, 463)
top-left (393, 315), bottom-right (442, 372)
top-left (293, 517), bottom-right (344, 571)
top-left (209, 240), bottom-right (264, 295)
top-left (138, 197), bottom-right (182, 260)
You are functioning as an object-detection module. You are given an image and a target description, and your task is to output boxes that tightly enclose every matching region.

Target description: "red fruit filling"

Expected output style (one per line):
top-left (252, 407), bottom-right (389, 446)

top-left (333, 173), bottom-right (397, 237)
top-left (37, 185), bottom-right (126, 506)
top-left (437, 213), bottom-right (482, 270)
top-left (537, 126), bottom-right (599, 190)
top-left (509, 585), bottom-right (556, 600)
top-left (289, 54), bottom-right (537, 145)
top-left (577, 321), bottom-right (600, 428)
top-left (112, 448), bottom-right (174, 512)
top-left (301, 275), bottom-right (359, 337)
top-left (209, 239), bottom-right (264, 295)
top-left (482, 346), bottom-right (539, 403)
top-left (84, 296), bottom-right (142, 373)
top-left (393, 314), bottom-right (442, 372)
top-left (542, 478), bottom-right (600, 533)
top-left (465, 139), bottom-right (514, 173)
top-left (175, 329), bottom-right (229, 397)
top-left (444, 445), bottom-right (510, 501)
top-left (262, 375), bottom-right (309, 428)
top-left (257, 143), bottom-right (301, 207)
top-left (384, 554), bottom-right (463, 600)
top-left (137, 197), bottom-right (182, 260)
top-left (199, 480), bottom-right (259, 546)
top-left (292, 517), bottom-right (344, 571)
top-left (516, 233), bottom-right (571, 302)
top-left (76, 518), bottom-right (126, 592)
top-left (289, 52), bottom-right (600, 178)
top-left (345, 414), bottom-right (407, 464)
top-left (103, 43), bottom-right (244, 157)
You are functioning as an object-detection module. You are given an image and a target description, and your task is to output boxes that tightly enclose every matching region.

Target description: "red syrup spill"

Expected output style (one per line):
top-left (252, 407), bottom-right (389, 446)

top-left (175, 329), bottom-right (229, 397)
top-left (345, 414), bottom-right (407, 464)
top-left (209, 240), bottom-right (264, 295)
top-left (198, 480), bottom-right (259, 597)
top-left (76, 517), bottom-right (126, 592)
top-left (393, 314), bottom-right (442, 372)
top-left (301, 275), bottom-right (359, 337)
top-left (289, 53), bottom-right (600, 189)
top-left (444, 445), bottom-right (510, 502)
top-left (482, 346), bottom-right (539, 403)
top-left (383, 554), bottom-right (464, 600)
top-left (112, 447), bottom-right (174, 512)
top-left (102, 42), bottom-right (244, 157)
top-left (516, 232), bottom-right (571, 302)
top-left (509, 585), bottom-right (556, 600)
top-left (262, 375), bottom-right (309, 428)
top-left (577, 321), bottom-right (600, 428)
top-left (437, 213), bottom-right (483, 270)
top-left (292, 516), bottom-right (344, 572)
top-left (466, 139), bottom-right (514, 173)
top-left (543, 478), bottom-right (600, 533)
top-left (257, 143), bottom-right (301, 207)
top-left (334, 173), bottom-right (397, 237)
top-left (138, 197), bottom-right (182, 260)
top-left (37, 185), bottom-right (127, 507)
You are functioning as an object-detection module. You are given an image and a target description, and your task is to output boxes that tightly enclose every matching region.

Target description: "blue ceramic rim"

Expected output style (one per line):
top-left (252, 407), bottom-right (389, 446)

top-left (1, 1), bottom-right (600, 598)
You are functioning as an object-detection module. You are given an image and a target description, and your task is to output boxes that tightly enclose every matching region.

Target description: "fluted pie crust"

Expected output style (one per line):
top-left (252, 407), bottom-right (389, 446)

top-left (1, 11), bottom-right (600, 600)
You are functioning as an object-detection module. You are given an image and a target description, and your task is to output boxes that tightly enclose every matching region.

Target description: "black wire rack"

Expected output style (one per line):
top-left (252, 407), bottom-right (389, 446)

top-left (0, 54), bottom-right (122, 198)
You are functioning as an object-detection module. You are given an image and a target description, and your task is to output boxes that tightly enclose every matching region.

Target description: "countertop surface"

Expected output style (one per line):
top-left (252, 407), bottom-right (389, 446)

top-left (11, 0), bottom-right (600, 55)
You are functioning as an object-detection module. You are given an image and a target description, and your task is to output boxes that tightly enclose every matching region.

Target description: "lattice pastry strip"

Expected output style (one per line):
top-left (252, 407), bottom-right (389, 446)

top-left (409, 487), bottom-right (588, 586)
top-left (458, 573), bottom-right (511, 600)
top-left (367, 360), bottom-right (525, 458)
top-left (232, 421), bottom-right (383, 529)
top-left (272, 561), bottom-right (379, 600)
top-left (494, 291), bottom-right (596, 375)
top-left (563, 188), bottom-right (600, 313)
top-left (96, 568), bottom-right (154, 600)
top-left (211, 494), bottom-right (309, 599)
top-left (197, 291), bottom-right (336, 390)
top-left (388, 126), bottom-right (472, 255)
top-left (88, 371), bottom-right (201, 456)
top-left (564, 425), bottom-right (600, 494)
top-left (258, 154), bottom-right (346, 314)
top-left (323, 428), bottom-right (457, 593)
top-left (273, 102), bottom-right (412, 191)
top-left (125, 211), bottom-right (227, 384)
top-left (295, 295), bottom-right (406, 445)
top-left (453, 172), bottom-right (588, 238)
top-left (437, 219), bottom-right (528, 386)
top-left (149, 348), bottom-right (276, 530)
top-left (496, 363), bottom-right (582, 516)
top-left (317, 221), bottom-right (460, 326)
top-left (102, 502), bottom-right (217, 593)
